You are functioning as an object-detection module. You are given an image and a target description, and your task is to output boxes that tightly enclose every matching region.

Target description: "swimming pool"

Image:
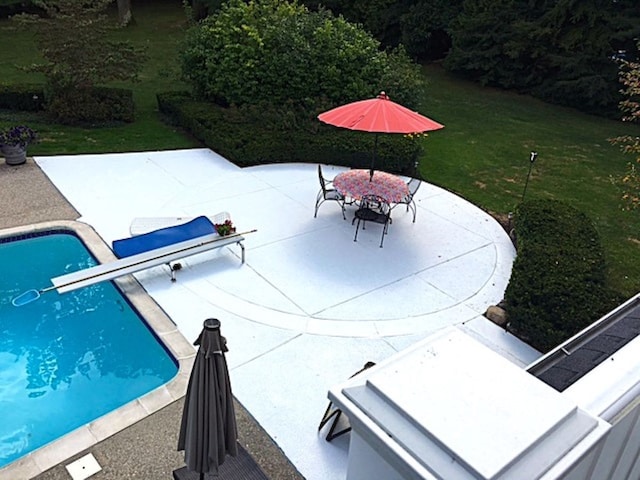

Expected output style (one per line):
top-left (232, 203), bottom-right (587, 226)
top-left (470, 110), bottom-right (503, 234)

top-left (0, 221), bottom-right (193, 478)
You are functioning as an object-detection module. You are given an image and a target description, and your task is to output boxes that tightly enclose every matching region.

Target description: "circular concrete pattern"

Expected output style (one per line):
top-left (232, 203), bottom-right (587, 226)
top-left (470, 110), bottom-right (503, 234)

top-left (36, 151), bottom-right (515, 338)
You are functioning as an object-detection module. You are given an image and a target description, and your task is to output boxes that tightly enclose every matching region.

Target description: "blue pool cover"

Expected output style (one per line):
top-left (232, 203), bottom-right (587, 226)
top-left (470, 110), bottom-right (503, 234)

top-left (112, 216), bottom-right (216, 258)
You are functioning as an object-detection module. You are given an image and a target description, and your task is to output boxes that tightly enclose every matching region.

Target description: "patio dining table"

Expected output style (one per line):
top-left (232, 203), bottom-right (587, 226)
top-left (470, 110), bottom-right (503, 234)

top-left (333, 169), bottom-right (409, 203)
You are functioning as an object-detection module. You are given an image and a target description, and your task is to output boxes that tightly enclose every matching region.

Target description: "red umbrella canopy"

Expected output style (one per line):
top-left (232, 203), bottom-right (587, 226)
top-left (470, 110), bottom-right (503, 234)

top-left (317, 92), bottom-right (444, 134)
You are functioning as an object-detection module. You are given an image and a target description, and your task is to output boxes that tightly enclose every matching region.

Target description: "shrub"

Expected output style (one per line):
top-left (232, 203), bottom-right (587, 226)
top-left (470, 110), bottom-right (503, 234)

top-left (179, 0), bottom-right (424, 112)
top-left (157, 91), bottom-right (420, 172)
top-left (177, 0), bottom-right (426, 173)
top-left (0, 84), bottom-right (45, 111)
top-left (504, 199), bottom-right (621, 352)
top-left (46, 87), bottom-right (135, 125)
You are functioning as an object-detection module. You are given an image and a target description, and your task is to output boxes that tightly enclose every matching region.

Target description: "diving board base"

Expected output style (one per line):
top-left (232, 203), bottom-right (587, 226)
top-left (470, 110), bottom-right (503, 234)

top-left (52, 233), bottom-right (246, 294)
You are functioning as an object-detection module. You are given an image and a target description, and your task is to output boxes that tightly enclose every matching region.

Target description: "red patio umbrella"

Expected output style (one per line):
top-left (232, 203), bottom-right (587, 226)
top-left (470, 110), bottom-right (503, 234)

top-left (318, 91), bottom-right (444, 179)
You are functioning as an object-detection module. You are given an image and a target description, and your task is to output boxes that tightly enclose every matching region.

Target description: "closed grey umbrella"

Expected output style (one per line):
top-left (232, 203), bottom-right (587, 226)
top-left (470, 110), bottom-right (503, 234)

top-left (178, 318), bottom-right (238, 479)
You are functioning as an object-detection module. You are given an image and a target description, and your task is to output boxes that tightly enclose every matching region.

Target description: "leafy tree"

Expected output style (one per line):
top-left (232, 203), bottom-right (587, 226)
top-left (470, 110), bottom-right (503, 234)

top-left (13, 0), bottom-right (147, 122)
top-left (180, 0), bottom-right (423, 112)
top-left (611, 43), bottom-right (640, 209)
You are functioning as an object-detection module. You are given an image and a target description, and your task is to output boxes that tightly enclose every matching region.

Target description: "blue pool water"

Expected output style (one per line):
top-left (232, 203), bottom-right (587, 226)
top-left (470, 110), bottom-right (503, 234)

top-left (0, 231), bottom-right (178, 468)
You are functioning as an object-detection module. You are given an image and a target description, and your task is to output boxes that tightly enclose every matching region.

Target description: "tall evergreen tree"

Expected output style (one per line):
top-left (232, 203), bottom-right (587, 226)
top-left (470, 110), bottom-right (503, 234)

top-left (304, 0), bottom-right (462, 61)
top-left (400, 0), bottom-right (463, 60)
top-left (531, 0), bottom-right (638, 115)
top-left (444, 0), bottom-right (531, 89)
top-left (445, 0), bottom-right (640, 116)
top-left (307, 0), bottom-right (412, 49)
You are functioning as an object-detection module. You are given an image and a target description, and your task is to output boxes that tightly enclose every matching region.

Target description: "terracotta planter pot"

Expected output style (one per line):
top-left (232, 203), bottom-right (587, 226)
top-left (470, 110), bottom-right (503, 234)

top-left (1, 145), bottom-right (27, 166)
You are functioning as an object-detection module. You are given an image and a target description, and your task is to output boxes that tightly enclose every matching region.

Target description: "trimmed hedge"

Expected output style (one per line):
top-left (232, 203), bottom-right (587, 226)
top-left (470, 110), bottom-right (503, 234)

top-left (0, 84), bottom-right (45, 111)
top-left (46, 87), bottom-right (135, 125)
top-left (0, 83), bottom-right (135, 125)
top-left (504, 199), bottom-right (621, 352)
top-left (156, 91), bottom-right (422, 173)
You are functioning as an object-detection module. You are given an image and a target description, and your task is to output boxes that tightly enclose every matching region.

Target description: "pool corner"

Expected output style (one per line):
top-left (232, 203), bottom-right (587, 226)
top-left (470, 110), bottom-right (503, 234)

top-left (0, 220), bottom-right (196, 480)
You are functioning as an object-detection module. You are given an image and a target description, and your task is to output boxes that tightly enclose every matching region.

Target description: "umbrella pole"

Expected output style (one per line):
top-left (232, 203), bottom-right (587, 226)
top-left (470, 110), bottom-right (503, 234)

top-left (369, 134), bottom-right (379, 181)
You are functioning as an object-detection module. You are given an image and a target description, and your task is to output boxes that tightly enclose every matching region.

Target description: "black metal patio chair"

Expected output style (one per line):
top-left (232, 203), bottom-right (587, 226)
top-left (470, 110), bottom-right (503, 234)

top-left (392, 177), bottom-right (421, 223)
top-left (352, 194), bottom-right (392, 247)
top-left (314, 164), bottom-right (346, 220)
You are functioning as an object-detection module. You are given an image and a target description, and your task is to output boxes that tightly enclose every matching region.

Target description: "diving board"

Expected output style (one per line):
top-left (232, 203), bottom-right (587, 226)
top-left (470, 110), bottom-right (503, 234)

top-left (9, 216), bottom-right (253, 306)
top-left (52, 231), bottom-right (248, 294)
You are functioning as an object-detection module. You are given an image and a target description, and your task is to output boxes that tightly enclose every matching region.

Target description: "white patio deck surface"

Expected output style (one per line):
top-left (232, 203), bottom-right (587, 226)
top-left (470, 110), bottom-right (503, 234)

top-left (35, 148), bottom-right (539, 480)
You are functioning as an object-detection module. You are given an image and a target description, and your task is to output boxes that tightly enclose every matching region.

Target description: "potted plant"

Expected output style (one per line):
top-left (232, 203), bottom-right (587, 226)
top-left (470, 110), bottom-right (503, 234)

top-left (214, 219), bottom-right (236, 236)
top-left (0, 125), bottom-right (37, 166)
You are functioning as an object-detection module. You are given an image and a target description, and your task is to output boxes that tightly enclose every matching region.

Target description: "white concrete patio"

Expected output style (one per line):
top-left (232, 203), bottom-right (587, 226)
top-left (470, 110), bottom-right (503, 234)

top-left (35, 148), bottom-right (539, 480)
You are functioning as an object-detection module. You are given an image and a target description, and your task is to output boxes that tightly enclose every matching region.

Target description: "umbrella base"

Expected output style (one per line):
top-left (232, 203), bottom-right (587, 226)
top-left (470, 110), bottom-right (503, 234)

top-left (173, 443), bottom-right (269, 480)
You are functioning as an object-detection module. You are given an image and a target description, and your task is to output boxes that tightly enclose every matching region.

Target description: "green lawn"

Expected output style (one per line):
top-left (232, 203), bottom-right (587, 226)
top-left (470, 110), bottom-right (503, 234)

top-left (419, 64), bottom-right (640, 298)
top-left (0, 0), bottom-right (200, 154)
top-left (1, 1), bottom-right (638, 297)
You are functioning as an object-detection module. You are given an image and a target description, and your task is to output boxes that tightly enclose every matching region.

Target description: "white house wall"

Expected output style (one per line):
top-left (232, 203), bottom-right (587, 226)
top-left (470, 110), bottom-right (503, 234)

top-left (555, 297), bottom-right (640, 480)
top-left (588, 405), bottom-right (639, 480)
top-left (608, 404), bottom-right (640, 479)
top-left (557, 444), bottom-right (604, 480)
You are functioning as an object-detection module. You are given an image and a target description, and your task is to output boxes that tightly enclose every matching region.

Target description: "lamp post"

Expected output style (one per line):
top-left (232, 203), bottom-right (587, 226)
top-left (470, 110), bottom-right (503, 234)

top-left (521, 151), bottom-right (538, 203)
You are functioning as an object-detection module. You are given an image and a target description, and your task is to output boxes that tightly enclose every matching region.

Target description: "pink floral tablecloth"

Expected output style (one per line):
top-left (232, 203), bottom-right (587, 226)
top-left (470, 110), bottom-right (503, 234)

top-left (333, 169), bottom-right (409, 203)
